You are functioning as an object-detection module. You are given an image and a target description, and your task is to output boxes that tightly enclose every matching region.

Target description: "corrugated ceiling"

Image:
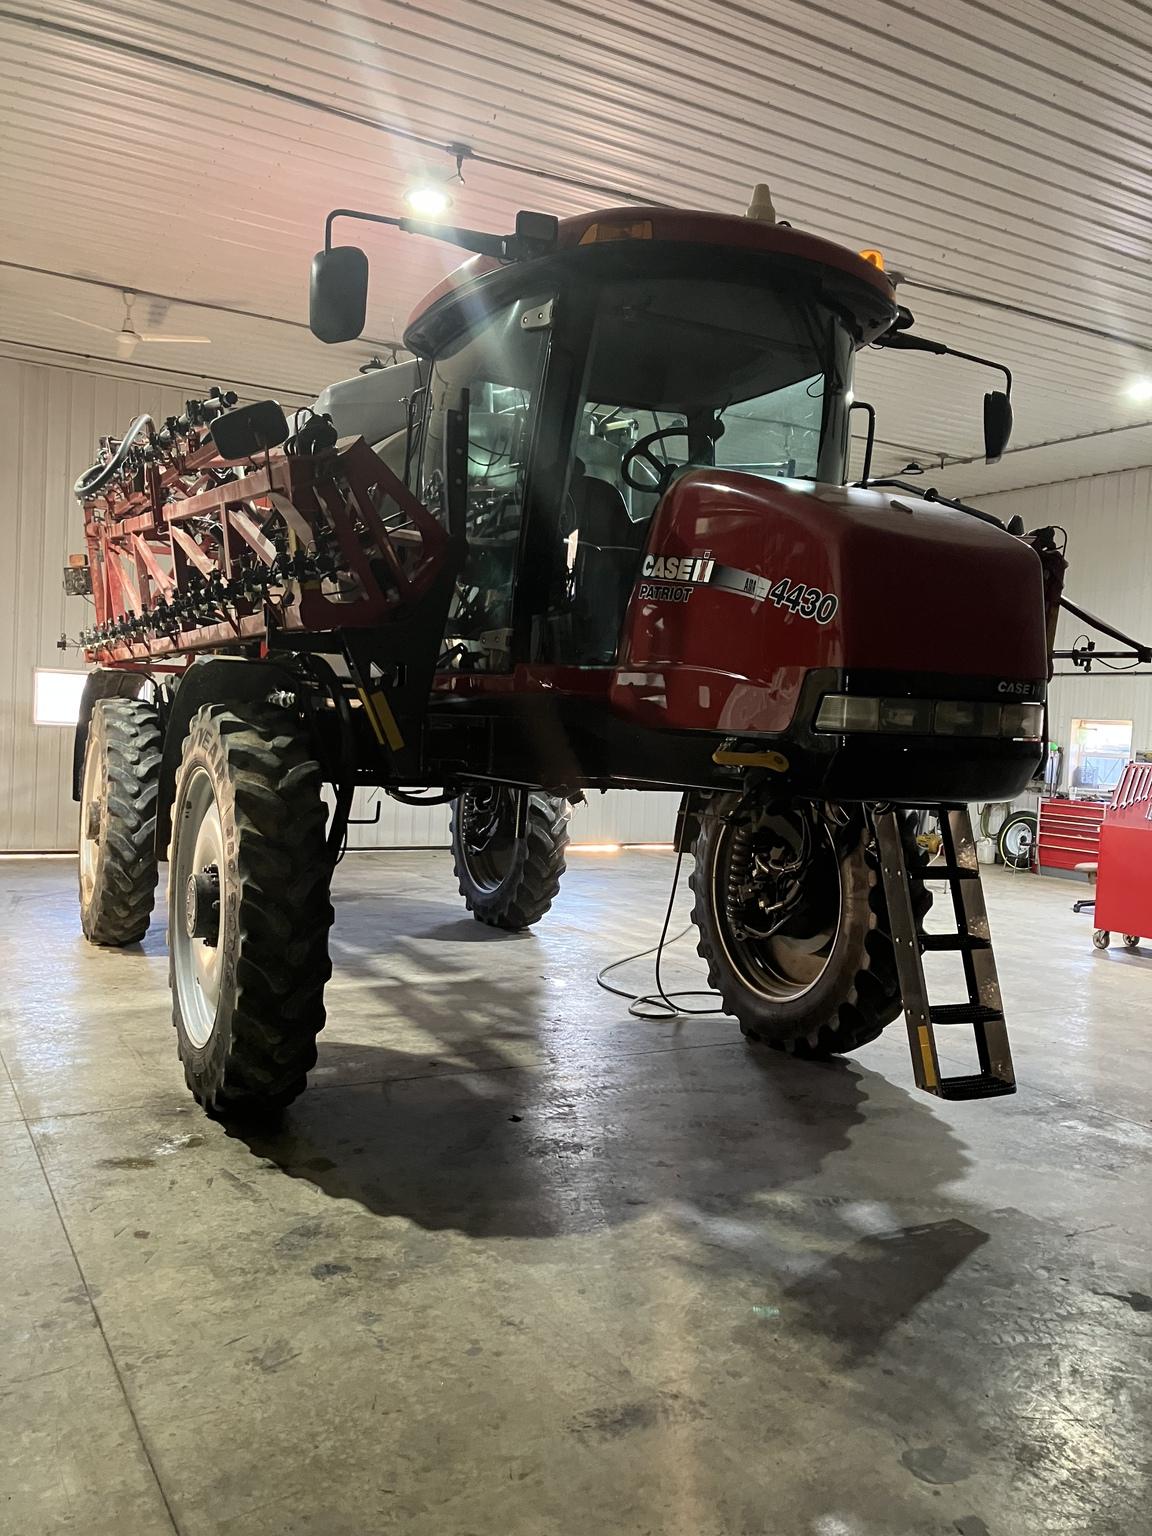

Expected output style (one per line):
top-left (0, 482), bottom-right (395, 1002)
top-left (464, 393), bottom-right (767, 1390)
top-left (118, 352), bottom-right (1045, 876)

top-left (3, 0), bottom-right (1152, 492)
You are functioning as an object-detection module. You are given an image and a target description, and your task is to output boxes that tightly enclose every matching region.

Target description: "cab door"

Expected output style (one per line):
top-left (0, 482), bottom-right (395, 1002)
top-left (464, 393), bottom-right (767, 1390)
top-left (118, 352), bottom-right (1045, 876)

top-left (417, 292), bottom-right (555, 673)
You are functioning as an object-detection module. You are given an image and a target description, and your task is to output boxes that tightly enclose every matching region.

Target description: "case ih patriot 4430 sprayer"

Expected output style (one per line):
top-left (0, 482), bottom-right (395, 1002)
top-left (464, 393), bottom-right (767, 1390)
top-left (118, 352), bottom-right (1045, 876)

top-left (68, 187), bottom-right (1138, 1119)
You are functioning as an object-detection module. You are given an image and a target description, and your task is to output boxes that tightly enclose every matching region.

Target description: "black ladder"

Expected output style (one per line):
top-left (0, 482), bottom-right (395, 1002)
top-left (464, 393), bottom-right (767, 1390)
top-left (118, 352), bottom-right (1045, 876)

top-left (874, 805), bottom-right (1016, 1101)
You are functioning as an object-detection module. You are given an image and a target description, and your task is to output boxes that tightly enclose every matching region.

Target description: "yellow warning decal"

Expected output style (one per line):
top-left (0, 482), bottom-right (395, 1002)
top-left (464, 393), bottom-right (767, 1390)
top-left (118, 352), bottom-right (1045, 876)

top-left (358, 688), bottom-right (405, 752)
top-left (712, 746), bottom-right (790, 773)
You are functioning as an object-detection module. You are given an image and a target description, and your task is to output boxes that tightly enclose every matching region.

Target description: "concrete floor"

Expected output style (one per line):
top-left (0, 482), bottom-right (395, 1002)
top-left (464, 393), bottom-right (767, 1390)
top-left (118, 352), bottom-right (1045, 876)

top-left (0, 851), bottom-right (1149, 1536)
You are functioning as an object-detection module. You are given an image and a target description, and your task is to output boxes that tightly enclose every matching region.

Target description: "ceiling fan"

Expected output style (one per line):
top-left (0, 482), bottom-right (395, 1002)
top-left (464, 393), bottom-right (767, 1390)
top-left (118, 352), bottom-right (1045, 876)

top-left (52, 290), bottom-right (212, 359)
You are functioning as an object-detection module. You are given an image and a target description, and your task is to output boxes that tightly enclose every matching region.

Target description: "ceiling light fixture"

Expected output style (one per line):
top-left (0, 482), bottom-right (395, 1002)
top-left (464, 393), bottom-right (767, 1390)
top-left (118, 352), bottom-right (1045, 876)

top-left (403, 144), bottom-right (471, 220)
top-left (403, 183), bottom-right (453, 217)
top-left (1125, 377), bottom-right (1152, 403)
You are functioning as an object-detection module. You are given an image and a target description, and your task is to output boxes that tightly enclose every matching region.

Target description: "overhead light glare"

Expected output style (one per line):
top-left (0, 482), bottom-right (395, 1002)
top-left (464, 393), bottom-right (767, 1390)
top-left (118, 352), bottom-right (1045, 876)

top-left (1125, 376), bottom-right (1152, 403)
top-left (404, 184), bottom-right (453, 218)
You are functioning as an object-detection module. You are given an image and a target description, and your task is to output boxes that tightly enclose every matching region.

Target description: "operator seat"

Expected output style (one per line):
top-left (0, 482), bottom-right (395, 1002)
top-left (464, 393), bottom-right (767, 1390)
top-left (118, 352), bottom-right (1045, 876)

top-left (571, 472), bottom-right (646, 661)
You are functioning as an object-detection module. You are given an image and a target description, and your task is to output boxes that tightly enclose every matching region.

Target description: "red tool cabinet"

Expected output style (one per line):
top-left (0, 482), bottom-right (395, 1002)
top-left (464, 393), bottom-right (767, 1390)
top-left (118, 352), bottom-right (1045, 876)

top-left (1095, 763), bottom-right (1152, 944)
top-left (1037, 796), bottom-right (1106, 876)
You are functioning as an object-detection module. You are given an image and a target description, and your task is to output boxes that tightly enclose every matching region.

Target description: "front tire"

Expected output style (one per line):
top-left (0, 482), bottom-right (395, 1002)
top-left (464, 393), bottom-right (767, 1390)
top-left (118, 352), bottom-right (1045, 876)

top-left (168, 702), bottom-right (333, 1117)
top-left (451, 787), bottom-right (569, 930)
top-left (691, 796), bottom-right (928, 1057)
top-left (78, 697), bottom-right (162, 946)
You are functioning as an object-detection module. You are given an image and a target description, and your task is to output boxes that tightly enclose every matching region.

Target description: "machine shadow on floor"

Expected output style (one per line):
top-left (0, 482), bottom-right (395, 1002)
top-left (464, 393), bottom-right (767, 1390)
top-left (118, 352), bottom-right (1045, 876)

top-left (226, 900), bottom-right (985, 1356)
top-left (228, 974), bottom-right (970, 1215)
top-left (229, 1023), bottom-right (983, 1362)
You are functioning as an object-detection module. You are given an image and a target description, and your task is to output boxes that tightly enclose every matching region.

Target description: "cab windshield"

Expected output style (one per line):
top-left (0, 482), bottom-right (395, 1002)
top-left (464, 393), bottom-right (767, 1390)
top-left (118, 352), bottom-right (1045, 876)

top-left (545, 274), bottom-right (853, 661)
top-left (572, 275), bottom-right (853, 513)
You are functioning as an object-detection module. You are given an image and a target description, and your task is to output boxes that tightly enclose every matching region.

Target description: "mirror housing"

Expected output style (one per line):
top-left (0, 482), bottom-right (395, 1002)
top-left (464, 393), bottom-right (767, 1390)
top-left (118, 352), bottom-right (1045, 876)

top-left (513, 209), bottom-right (560, 257)
top-left (984, 391), bottom-right (1013, 464)
top-left (210, 400), bottom-right (290, 460)
top-left (310, 246), bottom-right (369, 343)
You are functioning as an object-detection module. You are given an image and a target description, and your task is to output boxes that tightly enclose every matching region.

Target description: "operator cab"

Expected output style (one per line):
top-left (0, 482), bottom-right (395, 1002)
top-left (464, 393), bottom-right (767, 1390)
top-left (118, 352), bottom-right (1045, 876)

top-left (559, 268), bottom-right (855, 660)
top-left (393, 209), bottom-right (895, 674)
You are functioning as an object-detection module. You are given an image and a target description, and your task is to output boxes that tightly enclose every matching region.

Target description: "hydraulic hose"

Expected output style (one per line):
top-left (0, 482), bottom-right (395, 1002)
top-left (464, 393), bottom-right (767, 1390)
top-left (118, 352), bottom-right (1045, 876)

top-left (73, 415), bottom-right (155, 501)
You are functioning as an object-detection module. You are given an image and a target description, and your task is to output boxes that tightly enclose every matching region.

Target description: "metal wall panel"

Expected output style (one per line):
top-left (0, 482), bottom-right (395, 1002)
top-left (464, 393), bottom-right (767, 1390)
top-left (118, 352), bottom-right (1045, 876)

top-left (982, 468), bottom-right (1152, 766)
top-left (0, 357), bottom-right (188, 850)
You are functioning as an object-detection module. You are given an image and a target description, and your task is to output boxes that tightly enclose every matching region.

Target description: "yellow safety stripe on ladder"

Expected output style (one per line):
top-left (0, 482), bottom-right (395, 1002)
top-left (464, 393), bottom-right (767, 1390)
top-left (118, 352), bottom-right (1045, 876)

top-left (916, 1025), bottom-right (939, 1091)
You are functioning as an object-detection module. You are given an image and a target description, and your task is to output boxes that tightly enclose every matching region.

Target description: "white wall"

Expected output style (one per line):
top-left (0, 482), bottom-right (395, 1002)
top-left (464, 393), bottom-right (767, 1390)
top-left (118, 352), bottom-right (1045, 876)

top-left (982, 467), bottom-right (1152, 765)
top-left (0, 355), bottom-right (680, 850)
top-left (0, 358), bottom-right (191, 851)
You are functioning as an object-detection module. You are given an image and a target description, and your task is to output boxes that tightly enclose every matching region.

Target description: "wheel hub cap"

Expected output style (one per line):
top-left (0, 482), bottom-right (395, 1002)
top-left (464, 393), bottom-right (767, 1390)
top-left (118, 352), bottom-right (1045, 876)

top-left (184, 867), bottom-right (220, 945)
top-left (171, 768), bottom-right (226, 1049)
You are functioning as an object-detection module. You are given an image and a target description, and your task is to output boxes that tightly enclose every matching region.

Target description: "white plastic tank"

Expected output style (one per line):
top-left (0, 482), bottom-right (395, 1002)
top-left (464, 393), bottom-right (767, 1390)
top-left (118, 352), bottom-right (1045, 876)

top-left (312, 358), bottom-right (424, 446)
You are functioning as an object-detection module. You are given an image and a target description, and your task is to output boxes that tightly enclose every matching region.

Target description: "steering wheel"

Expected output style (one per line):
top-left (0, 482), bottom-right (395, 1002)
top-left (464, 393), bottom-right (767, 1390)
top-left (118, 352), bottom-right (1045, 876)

top-left (620, 426), bottom-right (691, 493)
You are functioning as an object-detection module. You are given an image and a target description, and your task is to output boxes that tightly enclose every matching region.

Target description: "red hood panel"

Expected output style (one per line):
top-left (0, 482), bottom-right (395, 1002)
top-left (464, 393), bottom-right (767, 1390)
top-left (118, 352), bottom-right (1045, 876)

top-left (611, 473), bottom-right (1048, 735)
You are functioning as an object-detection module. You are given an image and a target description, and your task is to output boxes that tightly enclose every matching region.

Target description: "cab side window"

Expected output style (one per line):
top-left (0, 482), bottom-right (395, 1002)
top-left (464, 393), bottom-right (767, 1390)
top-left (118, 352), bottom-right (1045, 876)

top-left (421, 296), bottom-right (552, 672)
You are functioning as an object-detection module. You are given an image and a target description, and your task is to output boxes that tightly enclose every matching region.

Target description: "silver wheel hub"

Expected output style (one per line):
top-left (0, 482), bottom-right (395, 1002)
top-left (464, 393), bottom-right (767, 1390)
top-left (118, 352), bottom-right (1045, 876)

top-left (714, 807), bottom-right (843, 1002)
top-left (184, 868), bottom-right (220, 944)
top-left (171, 768), bottom-right (226, 1049)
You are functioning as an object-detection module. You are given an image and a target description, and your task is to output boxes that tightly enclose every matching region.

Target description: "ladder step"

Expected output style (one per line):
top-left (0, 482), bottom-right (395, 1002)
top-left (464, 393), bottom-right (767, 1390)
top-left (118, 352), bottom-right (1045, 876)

top-left (920, 864), bottom-right (980, 880)
top-left (929, 1003), bottom-right (1004, 1026)
top-left (937, 1073), bottom-right (1017, 1102)
top-left (919, 933), bottom-right (992, 952)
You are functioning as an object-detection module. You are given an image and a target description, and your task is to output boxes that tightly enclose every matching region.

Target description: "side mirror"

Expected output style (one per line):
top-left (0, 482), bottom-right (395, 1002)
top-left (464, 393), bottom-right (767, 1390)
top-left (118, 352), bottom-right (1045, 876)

top-left (210, 400), bottom-right (289, 460)
top-left (310, 246), bottom-right (369, 343)
top-left (984, 390), bottom-right (1013, 464)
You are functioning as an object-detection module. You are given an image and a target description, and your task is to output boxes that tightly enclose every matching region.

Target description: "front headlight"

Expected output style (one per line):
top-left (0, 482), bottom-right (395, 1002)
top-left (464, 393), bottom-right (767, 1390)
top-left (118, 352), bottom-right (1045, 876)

top-left (998, 702), bottom-right (1045, 740)
top-left (814, 694), bottom-right (1043, 740)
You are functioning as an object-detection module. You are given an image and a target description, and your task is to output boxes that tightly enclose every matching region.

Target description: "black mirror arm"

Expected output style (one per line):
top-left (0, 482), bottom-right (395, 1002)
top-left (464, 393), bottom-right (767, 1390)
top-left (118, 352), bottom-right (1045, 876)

top-left (323, 208), bottom-right (537, 261)
top-left (944, 347), bottom-right (1013, 398)
top-left (875, 332), bottom-right (1012, 395)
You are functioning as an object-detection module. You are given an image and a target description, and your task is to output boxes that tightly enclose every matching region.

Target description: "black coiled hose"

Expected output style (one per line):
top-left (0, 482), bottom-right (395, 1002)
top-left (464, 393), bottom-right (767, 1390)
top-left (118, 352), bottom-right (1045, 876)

top-left (73, 414), bottom-right (154, 501)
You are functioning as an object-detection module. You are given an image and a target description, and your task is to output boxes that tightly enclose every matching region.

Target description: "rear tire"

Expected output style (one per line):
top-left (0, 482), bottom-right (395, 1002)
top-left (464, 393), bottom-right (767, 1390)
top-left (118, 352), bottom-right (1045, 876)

top-left (78, 697), bottom-right (161, 946)
top-left (451, 786), bottom-right (569, 930)
top-left (691, 795), bottom-right (929, 1057)
top-left (168, 702), bottom-right (333, 1117)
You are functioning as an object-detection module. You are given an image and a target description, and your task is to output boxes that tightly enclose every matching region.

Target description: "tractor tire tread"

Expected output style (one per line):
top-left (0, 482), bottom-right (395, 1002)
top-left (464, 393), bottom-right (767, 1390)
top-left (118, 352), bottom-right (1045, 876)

top-left (171, 702), bottom-right (332, 1117)
top-left (690, 805), bottom-right (930, 1059)
top-left (80, 699), bottom-right (162, 947)
top-left (452, 790), bottom-right (570, 930)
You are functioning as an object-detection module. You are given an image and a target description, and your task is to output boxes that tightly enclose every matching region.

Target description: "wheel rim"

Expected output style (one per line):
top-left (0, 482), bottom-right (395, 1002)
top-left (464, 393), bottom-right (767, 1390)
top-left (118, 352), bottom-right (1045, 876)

top-left (711, 805), bottom-right (843, 1001)
top-left (78, 735), bottom-right (103, 902)
top-left (1002, 818), bottom-right (1034, 863)
top-left (458, 787), bottom-right (520, 892)
top-left (171, 767), bottom-right (225, 1048)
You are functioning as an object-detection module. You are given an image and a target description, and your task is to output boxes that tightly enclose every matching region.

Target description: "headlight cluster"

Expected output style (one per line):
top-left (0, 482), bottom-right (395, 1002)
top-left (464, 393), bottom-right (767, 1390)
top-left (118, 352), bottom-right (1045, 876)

top-left (814, 694), bottom-right (1044, 740)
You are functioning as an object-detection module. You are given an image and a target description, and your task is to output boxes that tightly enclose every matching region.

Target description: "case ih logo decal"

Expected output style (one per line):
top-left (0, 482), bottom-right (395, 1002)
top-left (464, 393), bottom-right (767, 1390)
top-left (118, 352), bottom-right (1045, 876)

top-left (641, 554), bottom-right (715, 583)
top-left (997, 679), bottom-right (1043, 698)
top-left (637, 553), bottom-right (839, 624)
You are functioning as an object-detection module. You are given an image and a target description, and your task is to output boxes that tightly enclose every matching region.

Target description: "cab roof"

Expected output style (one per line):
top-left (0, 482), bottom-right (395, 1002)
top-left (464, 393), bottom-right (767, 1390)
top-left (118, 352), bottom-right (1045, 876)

top-left (405, 203), bottom-right (895, 338)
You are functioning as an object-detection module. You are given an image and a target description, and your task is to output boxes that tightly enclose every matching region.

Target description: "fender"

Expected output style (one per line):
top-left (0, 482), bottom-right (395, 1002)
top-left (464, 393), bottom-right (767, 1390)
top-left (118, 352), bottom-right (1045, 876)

top-left (153, 658), bottom-right (302, 857)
